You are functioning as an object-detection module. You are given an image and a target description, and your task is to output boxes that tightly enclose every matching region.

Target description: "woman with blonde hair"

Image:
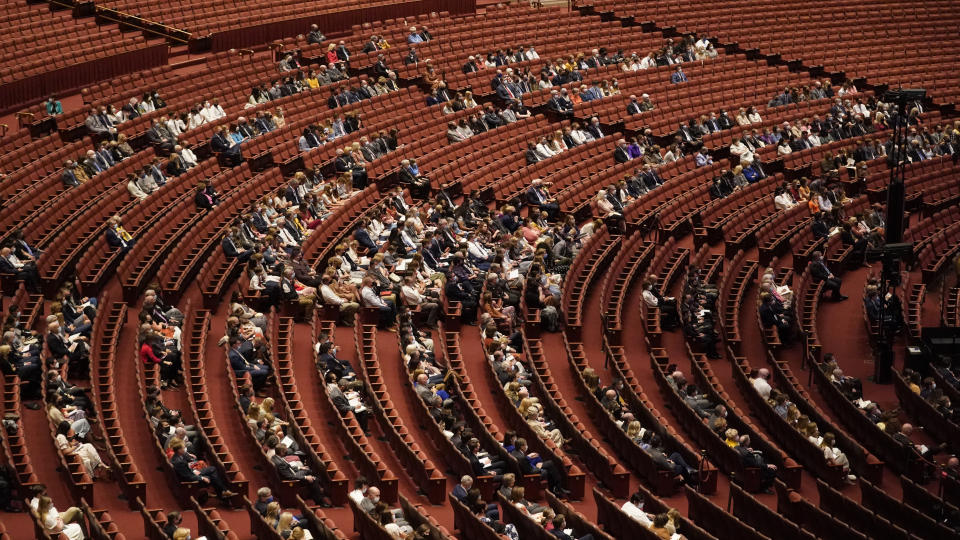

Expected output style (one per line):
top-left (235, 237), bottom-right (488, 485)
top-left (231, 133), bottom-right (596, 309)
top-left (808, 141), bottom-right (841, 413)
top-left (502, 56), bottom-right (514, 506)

top-left (263, 501), bottom-right (281, 529)
top-left (35, 495), bottom-right (84, 540)
top-left (626, 420), bottom-right (643, 442)
top-left (517, 397), bottom-right (538, 418)
top-left (277, 511), bottom-right (314, 539)
top-left (246, 401), bottom-right (263, 430)
top-left (504, 382), bottom-right (521, 404)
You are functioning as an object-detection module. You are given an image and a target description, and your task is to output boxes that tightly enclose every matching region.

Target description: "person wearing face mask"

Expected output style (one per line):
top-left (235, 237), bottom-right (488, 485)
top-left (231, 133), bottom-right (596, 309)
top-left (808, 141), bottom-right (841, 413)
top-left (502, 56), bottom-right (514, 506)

top-left (359, 485), bottom-right (410, 528)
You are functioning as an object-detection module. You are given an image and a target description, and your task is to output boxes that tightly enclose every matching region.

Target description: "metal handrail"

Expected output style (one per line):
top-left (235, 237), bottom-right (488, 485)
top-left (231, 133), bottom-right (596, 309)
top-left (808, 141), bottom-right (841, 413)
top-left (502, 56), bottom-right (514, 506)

top-left (95, 7), bottom-right (193, 44)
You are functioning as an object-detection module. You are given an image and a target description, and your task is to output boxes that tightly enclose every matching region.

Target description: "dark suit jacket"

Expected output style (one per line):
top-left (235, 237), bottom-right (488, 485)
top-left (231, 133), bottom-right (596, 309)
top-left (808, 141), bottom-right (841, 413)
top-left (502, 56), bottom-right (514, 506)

top-left (211, 134), bottom-right (231, 153)
top-left (810, 260), bottom-right (832, 282)
top-left (354, 229), bottom-right (377, 251)
top-left (47, 332), bottom-right (72, 359)
top-left (61, 169), bottom-right (79, 186)
top-left (171, 453), bottom-right (198, 482)
top-left (614, 147), bottom-right (631, 163)
top-left (271, 454), bottom-right (308, 481)
top-left (0, 257), bottom-right (18, 275)
top-left (105, 228), bottom-right (128, 248)
top-left (759, 303), bottom-right (780, 328)
top-left (510, 449), bottom-right (537, 475)
top-left (451, 484), bottom-right (468, 501)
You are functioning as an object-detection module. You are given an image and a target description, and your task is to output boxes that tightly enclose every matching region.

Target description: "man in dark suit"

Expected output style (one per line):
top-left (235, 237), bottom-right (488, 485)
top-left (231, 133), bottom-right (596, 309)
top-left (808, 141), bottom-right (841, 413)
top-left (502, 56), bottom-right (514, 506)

top-left (0, 247), bottom-right (40, 292)
top-left (453, 474), bottom-right (499, 519)
top-left (271, 443), bottom-right (330, 506)
top-left (613, 140), bottom-right (631, 163)
top-left (451, 476), bottom-right (471, 501)
top-left (462, 56), bottom-right (479, 73)
top-left (809, 251), bottom-right (846, 300)
top-left (211, 127), bottom-right (242, 165)
top-left (334, 149), bottom-right (368, 189)
top-left (810, 213), bottom-right (829, 240)
top-left (734, 435), bottom-right (777, 493)
top-left (316, 341), bottom-right (354, 380)
top-left (398, 159), bottom-right (430, 199)
top-left (228, 337), bottom-right (270, 389)
top-left (525, 179), bottom-right (559, 220)
top-left (626, 95), bottom-right (644, 115)
top-left (547, 90), bottom-right (573, 114)
top-left (637, 164), bottom-right (662, 191)
top-left (221, 232), bottom-right (252, 262)
top-left (586, 118), bottom-right (603, 140)
top-left (353, 223), bottom-right (378, 256)
top-left (61, 161), bottom-right (81, 186)
top-left (145, 120), bottom-right (174, 153)
top-left (525, 143), bottom-right (541, 165)
top-left (510, 437), bottom-right (567, 497)
top-left (305, 24), bottom-right (325, 44)
top-left (170, 441), bottom-right (236, 500)
top-left (759, 293), bottom-right (792, 343)
top-left (550, 514), bottom-right (594, 540)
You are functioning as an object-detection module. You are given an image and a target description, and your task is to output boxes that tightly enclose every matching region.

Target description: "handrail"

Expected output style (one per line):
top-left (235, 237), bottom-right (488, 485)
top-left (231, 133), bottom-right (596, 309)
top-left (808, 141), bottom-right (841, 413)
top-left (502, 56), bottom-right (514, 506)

top-left (95, 7), bottom-right (192, 44)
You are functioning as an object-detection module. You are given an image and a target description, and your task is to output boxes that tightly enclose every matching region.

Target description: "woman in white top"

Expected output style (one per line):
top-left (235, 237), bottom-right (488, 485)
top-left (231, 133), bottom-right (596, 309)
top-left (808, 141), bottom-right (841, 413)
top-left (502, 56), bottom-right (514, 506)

top-left (380, 510), bottom-right (406, 539)
top-left (164, 116), bottom-right (183, 138)
top-left (462, 91), bottom-right (478, 109)
top-left (747, 107), bottom-right (762, 124)
top-left (735, 108), bottom-right (751, 126)
top-left (595, 190), bottom-right (620, 217)
top-left (639, 52), bottom-right (657, 70)
top-left (820, 432), bottom-right (856, 482)
top-left (535, 137), bottom-right (556, 158)
top-left (106, 105), bottom-right (126, 125)
top-left (55, 421), bottom-right (109, 477)
top-left (777, 139), bottom-right (792, 155)
top-left (187, 110), bottom-right (206, 130)
top-left (36, 495), bottom-right (85, 540)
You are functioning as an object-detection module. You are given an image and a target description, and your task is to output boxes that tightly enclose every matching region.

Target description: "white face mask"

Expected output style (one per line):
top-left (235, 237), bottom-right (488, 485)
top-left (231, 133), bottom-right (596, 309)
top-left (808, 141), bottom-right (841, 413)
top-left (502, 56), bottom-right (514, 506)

top-left (371, 496), bottom-right (380, 504)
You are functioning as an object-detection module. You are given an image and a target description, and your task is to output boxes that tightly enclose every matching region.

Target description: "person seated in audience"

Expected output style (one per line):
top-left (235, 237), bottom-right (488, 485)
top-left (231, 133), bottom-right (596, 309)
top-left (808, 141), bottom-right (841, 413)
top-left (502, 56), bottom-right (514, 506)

top-left (161, 511), bottom-right (185, 538)
top-left (551, 513), bottom-right (594, 540)
top-left (271, 442), bottom-right (331, 507)
top-left (0, 246), bottom-right (40, 292)
top-left (641, 278), bottom-right (679, 330)
top-left (809, 251), bottom-right (846, 301)
top-left (759, 293), bottom-right (793, 344)
top-left (33, 493), bottom-right (85, 540)
top-left (55, 420), bottom-right (110, 479)
top-left (773, 187), bottom-right (798, 210)
top-left (647, 512), bottom-right (684, 540)
top-left (211, 126), bottom-right (243, 166)
top-left (139, 327), bottom-right (180, 389)
top-left (306, 23), bottom-right (325, 45)
top-left (228, 336), bottom-right (271, 390)
top-left (511, 437), bottom-right (567, 497)
top-left (823, 360), bottom-right (862, 404)
top-left (619, 491), bottom-right (655, 526)
top-left (732, 434), bottom-right (777, 493)
top-left (670, 65), bottom-right (688, 83)
top-left (319, 274), bottom-right (360, 326)
top-left (893, 422), bottom-right (947, 462)
top-left (360, 276), bottom-right (397, 330)
top-left (819, 432), bottom-right (857, 483)
top-left (169, 437), bottom-right (236, 503)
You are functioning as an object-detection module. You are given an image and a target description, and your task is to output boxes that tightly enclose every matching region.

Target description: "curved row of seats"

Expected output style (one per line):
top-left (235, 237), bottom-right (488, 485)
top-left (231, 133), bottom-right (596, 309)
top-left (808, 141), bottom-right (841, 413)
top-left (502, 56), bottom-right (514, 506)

top-left (4, 2), bottom-right (960, 539)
